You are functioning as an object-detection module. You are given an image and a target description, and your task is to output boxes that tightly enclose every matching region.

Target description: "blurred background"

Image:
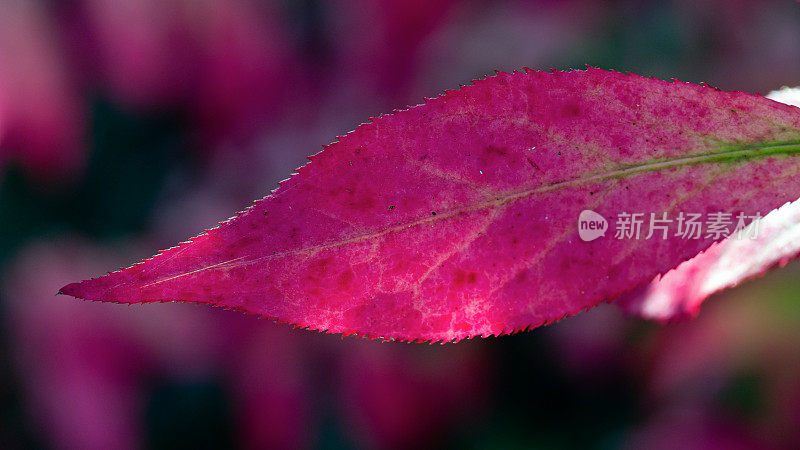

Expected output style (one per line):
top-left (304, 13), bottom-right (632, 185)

top-left (1, 0), bottom-right (800, 448)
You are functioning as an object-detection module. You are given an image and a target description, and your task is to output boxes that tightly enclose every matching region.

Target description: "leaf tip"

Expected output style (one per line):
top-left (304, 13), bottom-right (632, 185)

top-left (57, 281), bottom-right (82, 298)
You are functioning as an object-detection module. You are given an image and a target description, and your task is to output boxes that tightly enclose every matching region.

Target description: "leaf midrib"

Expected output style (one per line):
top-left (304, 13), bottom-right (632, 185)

top-left (141, 141), bottom-right (800, 287)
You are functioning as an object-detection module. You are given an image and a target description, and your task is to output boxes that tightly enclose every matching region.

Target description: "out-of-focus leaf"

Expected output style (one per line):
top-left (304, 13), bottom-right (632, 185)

top-left (0, 0), bottom-right (84, 180)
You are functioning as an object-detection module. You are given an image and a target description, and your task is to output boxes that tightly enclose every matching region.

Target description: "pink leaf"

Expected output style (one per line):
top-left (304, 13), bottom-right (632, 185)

top-left (60, 68), bottom-right (800, 342)
top-left (617, 86), bottom-right (800, 320)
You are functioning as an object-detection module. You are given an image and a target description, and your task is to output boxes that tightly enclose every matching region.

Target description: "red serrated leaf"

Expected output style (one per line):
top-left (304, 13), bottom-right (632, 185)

top-left (618, 86), bottom-right (800, 320)
top-left (60, 68), bottom-right (800, 342)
